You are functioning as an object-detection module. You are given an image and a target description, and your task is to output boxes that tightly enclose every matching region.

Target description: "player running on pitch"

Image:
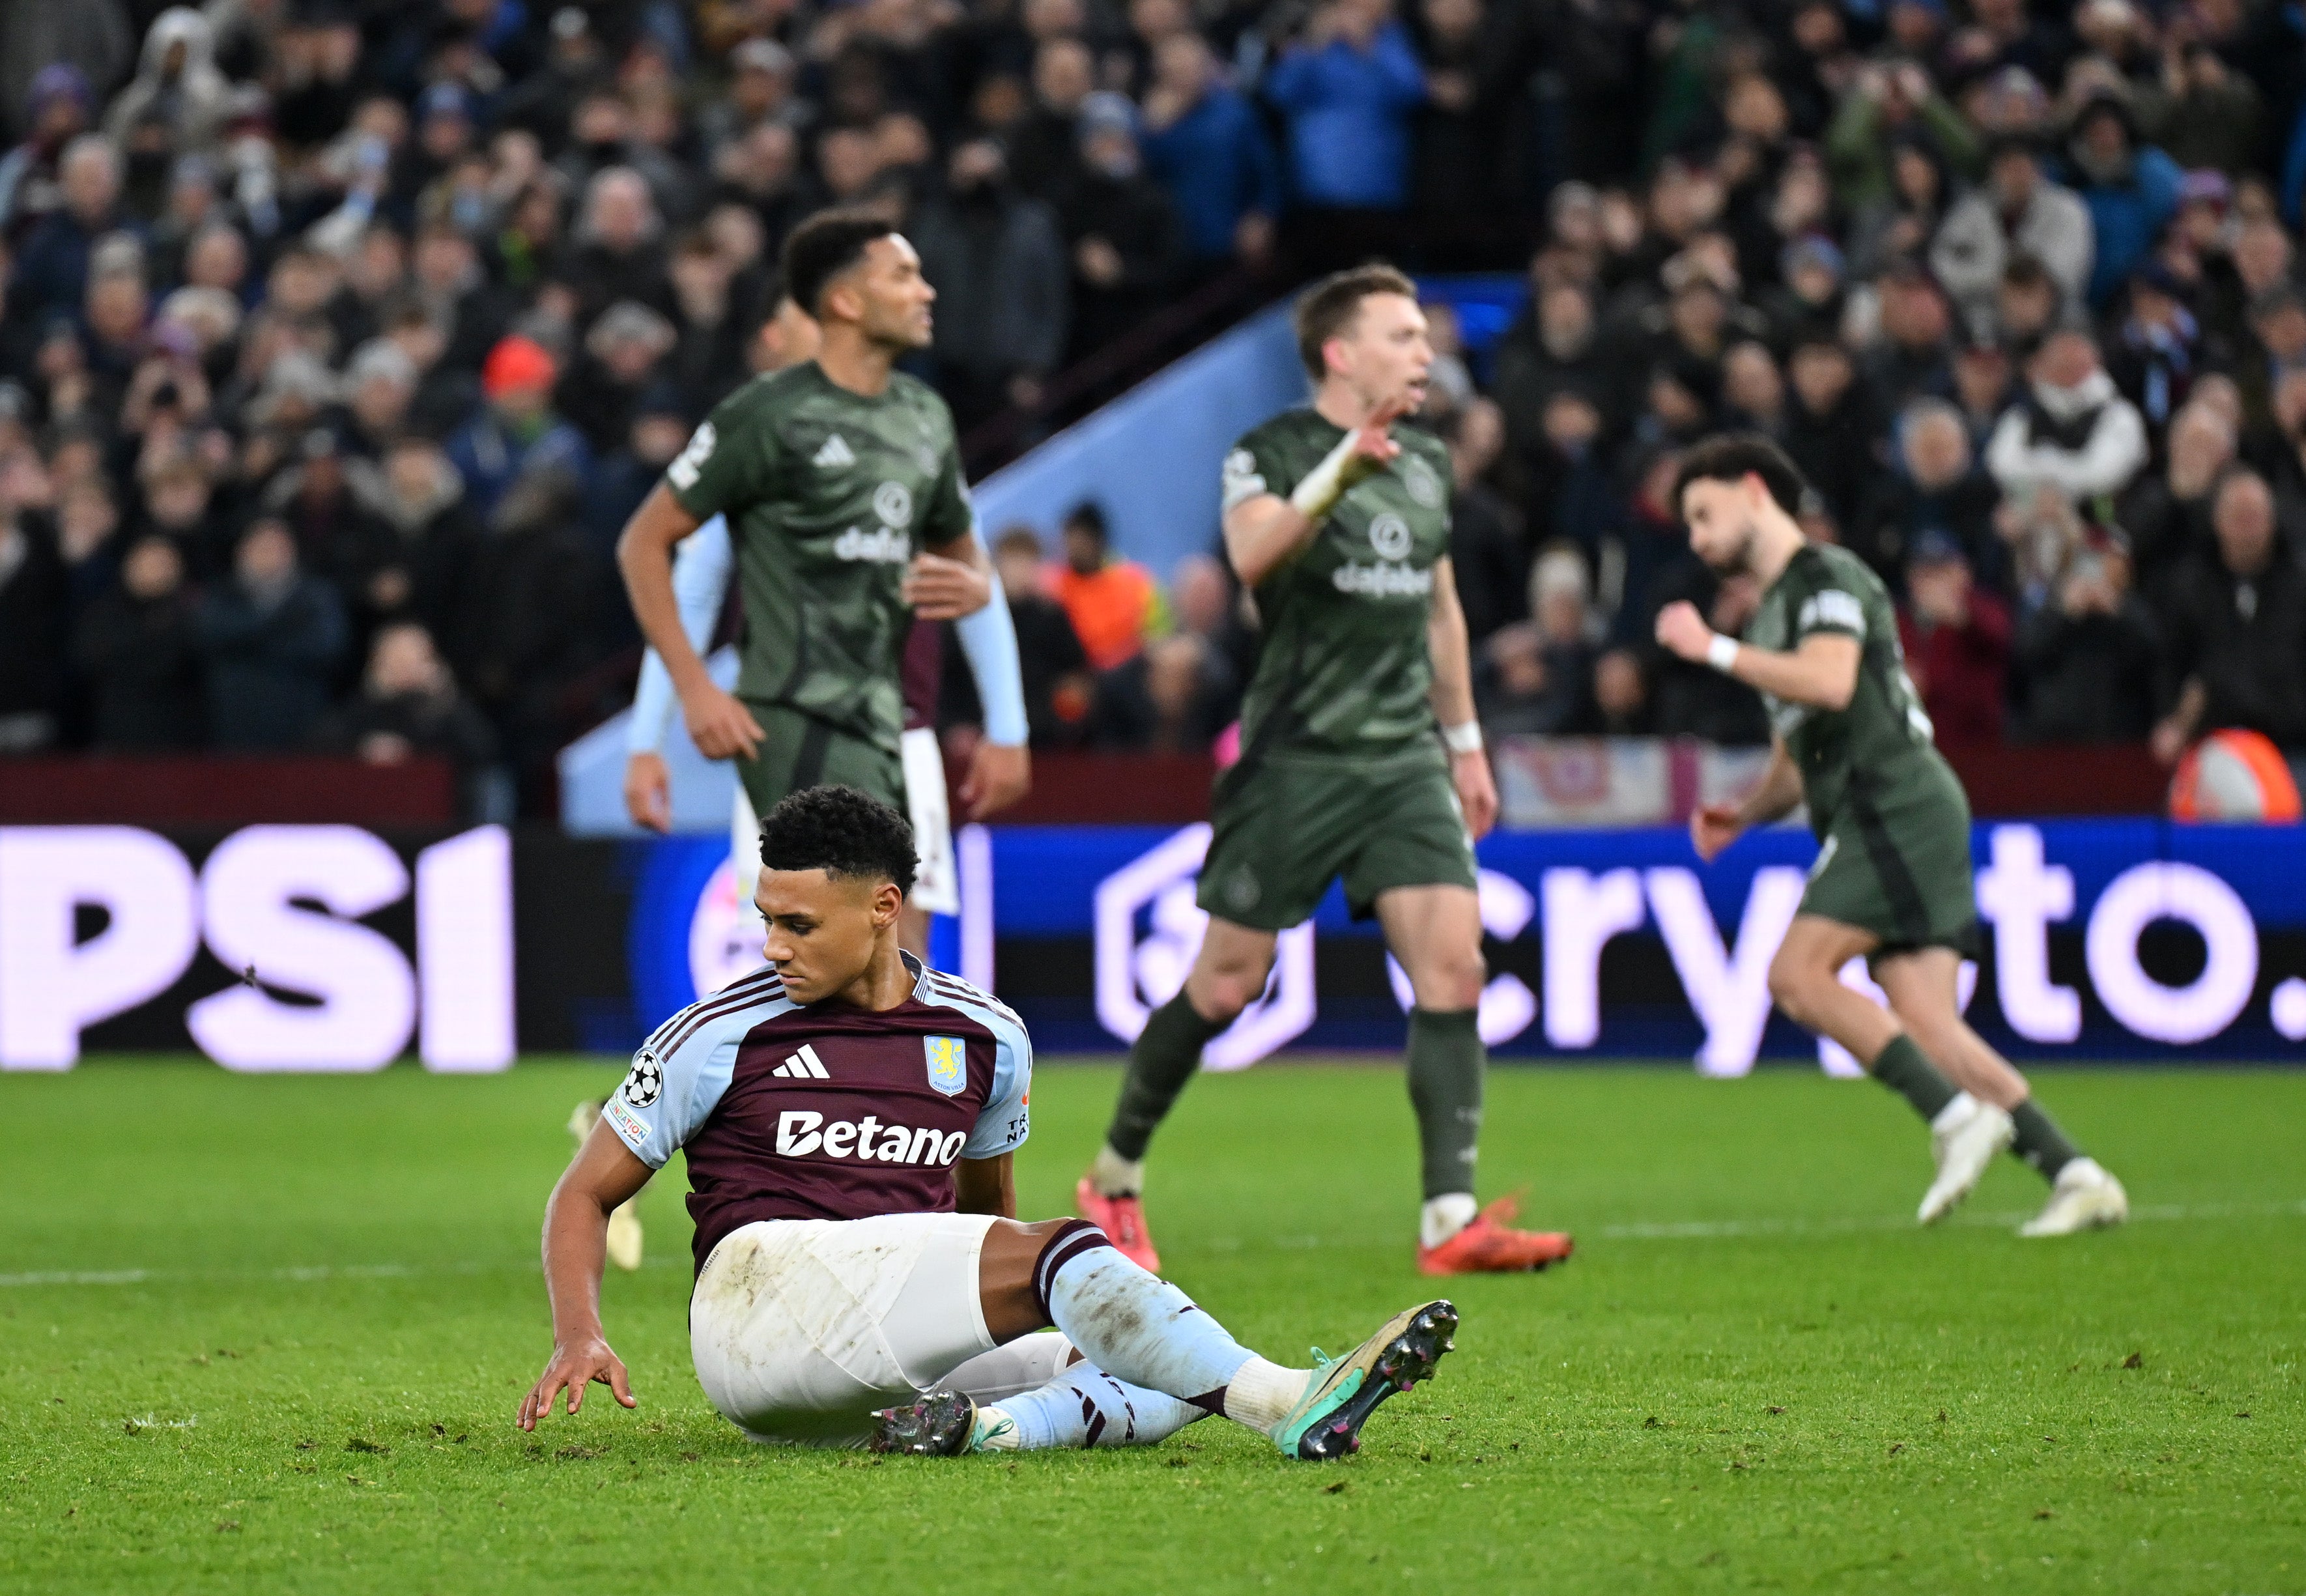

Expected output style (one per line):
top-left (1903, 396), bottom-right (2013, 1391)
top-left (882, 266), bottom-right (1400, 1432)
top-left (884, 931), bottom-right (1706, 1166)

top-left (1075, 264), bottom-right (1573, 1277)
top-left (520, 785), bottom-right (1458, 1458)
top-left (1655, 435), bottom-right (2128, 1236)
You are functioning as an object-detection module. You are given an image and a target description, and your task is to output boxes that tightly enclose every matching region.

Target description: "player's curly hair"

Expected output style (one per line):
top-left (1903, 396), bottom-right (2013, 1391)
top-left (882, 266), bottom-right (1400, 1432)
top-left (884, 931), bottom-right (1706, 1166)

top-left (1672, 433), bottom-right (1812, 520)
top-left (758, 784), bottom-right (918, 896)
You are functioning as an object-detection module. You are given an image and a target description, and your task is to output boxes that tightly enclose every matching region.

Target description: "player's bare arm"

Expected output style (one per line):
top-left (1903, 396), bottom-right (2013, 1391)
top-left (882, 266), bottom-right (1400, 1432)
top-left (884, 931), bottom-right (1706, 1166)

top-left (1223, 398), bottom-right (1406, 587)
top-left (1425, 557), bottom-right (1498, 840)
top-left (617, 483), bottom-right (765, 760)
top-left (1690, 737), bottom-right (1803, 862)
top-left (1655, 603), bottom-right (1861, 711)
top-left (518, 1120), bottom-right (652, 1429)
top-left (902, 532), bottom-right (994, 621)
top-left (954, 1152), bottom-right (1017, 1218)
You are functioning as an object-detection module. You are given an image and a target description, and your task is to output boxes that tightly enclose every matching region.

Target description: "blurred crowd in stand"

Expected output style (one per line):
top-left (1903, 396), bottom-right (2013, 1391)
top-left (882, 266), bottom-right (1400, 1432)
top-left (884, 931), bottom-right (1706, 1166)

top-left (1, 0), bottom-right (2304, 814)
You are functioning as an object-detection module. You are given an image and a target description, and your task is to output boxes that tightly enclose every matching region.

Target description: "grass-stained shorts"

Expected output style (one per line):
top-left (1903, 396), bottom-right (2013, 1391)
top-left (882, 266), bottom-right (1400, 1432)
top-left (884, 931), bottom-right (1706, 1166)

top-left (1197, 741), bottom-right (1477, 931)
top-left (1802, 754), bottom-right (1981, 960)
top-left (737, 702), bottom-right (907, 821)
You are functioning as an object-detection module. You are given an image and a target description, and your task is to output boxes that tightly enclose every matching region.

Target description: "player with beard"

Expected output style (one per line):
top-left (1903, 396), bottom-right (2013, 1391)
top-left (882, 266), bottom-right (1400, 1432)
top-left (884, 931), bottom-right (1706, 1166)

top-left (1074, 264), bottom-right (1574, 1276)
top-left (600, 276), bottom-right (984, 1271)
top-left (1655, 435), bottom-right (2128, 1236)
top-left (616, 209), bottom-right (1030, 924)
top-left (520, 784), bottom-right (1459, 1457)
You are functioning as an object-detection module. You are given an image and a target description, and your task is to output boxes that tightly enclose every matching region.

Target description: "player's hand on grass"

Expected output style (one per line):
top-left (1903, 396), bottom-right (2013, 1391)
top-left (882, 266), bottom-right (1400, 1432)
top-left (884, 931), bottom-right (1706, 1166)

top-left (683, 682), bottom-right (766, 762)
top-left (903, 550), bottom-right (993, 620)
top-left (1690, 802), bottom-right (1744, 862)
top-left (624, 752), bottom-right (672, 833)
top-left (1653, 599), bottom-right (1714, 663)
top-left (1451, 748), bottom-right (1499, 841)
top-left (961, 739), bottom-right (1031, 819)
top-left (517, 1335), bottom-right (636, 1430)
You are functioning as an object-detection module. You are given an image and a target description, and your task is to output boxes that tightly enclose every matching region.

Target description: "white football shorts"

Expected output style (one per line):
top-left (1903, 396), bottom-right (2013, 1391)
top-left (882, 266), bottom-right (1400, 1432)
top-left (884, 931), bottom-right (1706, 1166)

top-left (901, 725), bottom-right (960, 917)
top-left (690, 1213), bottom-right (1071, 1447)
top-left (730, 728), bottom-right (956, 917)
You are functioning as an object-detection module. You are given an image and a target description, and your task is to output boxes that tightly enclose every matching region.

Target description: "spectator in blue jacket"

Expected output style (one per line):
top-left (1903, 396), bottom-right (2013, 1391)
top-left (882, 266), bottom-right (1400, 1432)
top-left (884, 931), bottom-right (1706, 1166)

top-left (2066, 94), bottom-right (2182, 307)
top-left (445, 334), bottom-right (592, 519)
top-left (1140, 33), bottom-right (1281, 268)
top-left (1262, 0), bottom-right (1428, 212)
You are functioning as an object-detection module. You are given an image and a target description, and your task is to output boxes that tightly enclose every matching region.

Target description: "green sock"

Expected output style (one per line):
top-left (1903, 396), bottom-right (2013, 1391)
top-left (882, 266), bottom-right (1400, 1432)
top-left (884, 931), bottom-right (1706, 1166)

top-left (1105, 991), bottom-right (1226, 1163)
top-left (1407, 1008), bottom-right (1484, 1201)
top-left (1867, 1034), bottom-right (1959, 1124)
top-left (2008, 1098), bottom-right (2081, 1179)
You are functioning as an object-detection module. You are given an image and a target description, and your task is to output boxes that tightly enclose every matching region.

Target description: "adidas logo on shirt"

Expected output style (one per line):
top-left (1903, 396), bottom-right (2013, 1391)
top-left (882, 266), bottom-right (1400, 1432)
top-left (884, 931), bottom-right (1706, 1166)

top-left (812, 434), bottom-right (855, 469)
top-left (772, 1044), bottom-right (831, 1080)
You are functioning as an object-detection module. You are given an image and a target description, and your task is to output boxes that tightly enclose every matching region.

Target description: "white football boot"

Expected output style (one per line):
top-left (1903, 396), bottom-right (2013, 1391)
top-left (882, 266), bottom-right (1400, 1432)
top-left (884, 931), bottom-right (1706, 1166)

top-left (570, 1100), bottom-right (645, 1270)
top-left (605, 1199), bottom-right (646, 1272)
top-left (1918, 1093), bottom-right (2015, 1224)
top-left (2018, 1158), bottom-right (2129, 1238)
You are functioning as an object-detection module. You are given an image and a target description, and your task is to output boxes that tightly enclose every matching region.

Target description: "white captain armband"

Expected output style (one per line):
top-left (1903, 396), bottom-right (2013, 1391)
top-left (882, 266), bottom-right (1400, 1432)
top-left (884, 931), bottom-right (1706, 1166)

top-left (1287, 431), bottom-right (1372, 525)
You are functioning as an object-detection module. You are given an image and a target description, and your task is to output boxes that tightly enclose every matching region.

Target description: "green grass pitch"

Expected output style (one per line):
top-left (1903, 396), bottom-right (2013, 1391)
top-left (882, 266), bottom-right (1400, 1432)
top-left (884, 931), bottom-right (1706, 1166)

top-left (5, 1059), bottom-right (2303, 1594)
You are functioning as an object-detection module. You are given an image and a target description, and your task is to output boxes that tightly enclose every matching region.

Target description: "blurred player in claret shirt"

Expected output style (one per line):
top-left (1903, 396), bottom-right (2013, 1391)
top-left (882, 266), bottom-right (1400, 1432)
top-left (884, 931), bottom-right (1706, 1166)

top-left (1077, 265), bottom-right (1574, 1277)
top-left (523, 785), bottom-right (1459, 1460)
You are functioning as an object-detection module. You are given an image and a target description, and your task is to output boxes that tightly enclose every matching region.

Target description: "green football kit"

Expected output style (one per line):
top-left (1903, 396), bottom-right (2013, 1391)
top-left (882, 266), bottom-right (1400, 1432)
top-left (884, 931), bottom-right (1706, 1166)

top-left (1100, 405), bottom-right (1496, 1217)
top-left (1745, 542), bottom-right (1979, 956)
top-left (665, 361), bottom-right (975, 815)
top-left (1197, 407), bottom-right (1477, 932)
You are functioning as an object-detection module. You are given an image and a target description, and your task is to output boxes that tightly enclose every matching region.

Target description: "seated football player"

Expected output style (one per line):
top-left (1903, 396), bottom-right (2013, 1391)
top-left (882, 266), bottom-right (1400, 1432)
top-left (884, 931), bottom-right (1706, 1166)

top-left (518, 784), bottom-right (1458, 1457)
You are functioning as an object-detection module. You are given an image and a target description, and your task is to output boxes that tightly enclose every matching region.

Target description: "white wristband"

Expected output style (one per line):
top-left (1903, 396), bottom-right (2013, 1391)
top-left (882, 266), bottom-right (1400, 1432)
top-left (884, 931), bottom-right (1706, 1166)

top-left (1442, 720), bottom-right (1484, 754)
top-left (1287, 431), bottom-right (1363, 525)
top-left (1705, 634), bottom-right (1741, 674)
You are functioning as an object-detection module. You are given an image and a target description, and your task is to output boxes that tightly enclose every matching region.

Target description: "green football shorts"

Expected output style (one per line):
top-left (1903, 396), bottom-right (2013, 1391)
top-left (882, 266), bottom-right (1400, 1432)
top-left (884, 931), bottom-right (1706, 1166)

top-left (736, 702), bottom-right (907, 821)
top-left (1196, 742), bottom-right (1478, 932)
top-left (1801, 756), bottom-right (1982, 959)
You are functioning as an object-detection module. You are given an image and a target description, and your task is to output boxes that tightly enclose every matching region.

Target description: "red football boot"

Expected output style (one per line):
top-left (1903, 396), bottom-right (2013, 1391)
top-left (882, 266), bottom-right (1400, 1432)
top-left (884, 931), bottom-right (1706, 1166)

top-left (1416, 1195), bottom-right (1573, 1276)
top-left (1074, 1176), bottom-right (1162, 1274)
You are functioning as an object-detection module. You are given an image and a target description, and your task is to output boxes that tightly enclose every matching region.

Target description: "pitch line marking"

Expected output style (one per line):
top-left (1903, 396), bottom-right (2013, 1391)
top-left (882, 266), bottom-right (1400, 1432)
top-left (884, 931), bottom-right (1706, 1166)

top-left (3, 1202), bottom-right (2301, 1289)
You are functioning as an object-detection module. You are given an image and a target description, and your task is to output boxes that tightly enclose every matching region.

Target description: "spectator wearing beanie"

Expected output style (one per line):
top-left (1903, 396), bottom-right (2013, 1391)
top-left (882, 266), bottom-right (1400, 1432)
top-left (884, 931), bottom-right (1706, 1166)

top-left (2064, 94), bottom-right (2183, 307)
top-left (446, 334), bottom-right (591, 518)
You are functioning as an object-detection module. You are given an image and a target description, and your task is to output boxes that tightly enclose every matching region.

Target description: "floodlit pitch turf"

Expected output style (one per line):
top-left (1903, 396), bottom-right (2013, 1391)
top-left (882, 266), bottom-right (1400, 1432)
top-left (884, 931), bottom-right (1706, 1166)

top-left (3, 1061), bottom-right (2302, 1594)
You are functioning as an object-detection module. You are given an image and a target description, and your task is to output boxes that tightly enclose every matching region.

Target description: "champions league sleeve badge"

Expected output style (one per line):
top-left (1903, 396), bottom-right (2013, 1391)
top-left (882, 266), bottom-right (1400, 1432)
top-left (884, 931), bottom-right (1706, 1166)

top-left (924, 1036), bottom-right (967, 1096)
top-left (623, 1049), bottom-right (664, 1108)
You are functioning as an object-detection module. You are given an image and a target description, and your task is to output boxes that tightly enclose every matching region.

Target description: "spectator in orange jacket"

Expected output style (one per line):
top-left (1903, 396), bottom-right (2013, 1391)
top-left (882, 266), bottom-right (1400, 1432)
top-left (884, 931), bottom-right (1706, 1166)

top-left (1046, 501), bottom-right (1161, 670)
